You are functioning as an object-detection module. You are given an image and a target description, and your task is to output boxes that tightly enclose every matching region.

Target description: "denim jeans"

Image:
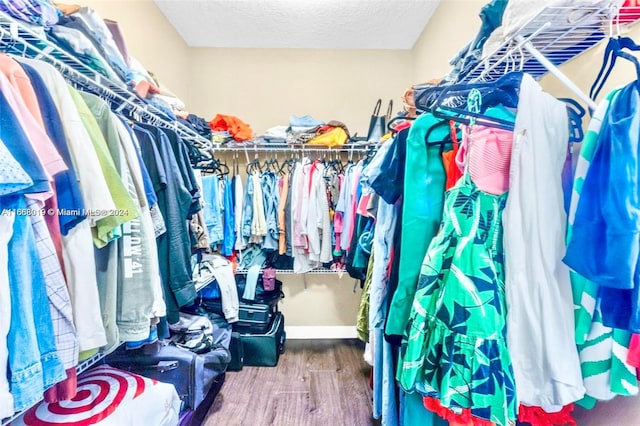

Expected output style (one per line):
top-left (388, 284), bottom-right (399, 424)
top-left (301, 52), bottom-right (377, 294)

top-left (5, 195), bottom-right (65, 411)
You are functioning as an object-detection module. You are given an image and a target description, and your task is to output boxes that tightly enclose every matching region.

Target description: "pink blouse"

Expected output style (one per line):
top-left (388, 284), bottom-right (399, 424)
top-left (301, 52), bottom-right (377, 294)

top-left (456, 124), bottom-right (513, 195)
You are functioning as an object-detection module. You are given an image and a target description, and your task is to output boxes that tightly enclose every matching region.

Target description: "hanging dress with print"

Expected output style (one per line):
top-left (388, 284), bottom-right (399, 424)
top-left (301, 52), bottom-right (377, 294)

top-left (397, 172), bottom-right (516, 426)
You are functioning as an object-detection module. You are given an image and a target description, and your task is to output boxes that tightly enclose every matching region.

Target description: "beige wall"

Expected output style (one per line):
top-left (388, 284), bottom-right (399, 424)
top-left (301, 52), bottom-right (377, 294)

top-left (81, 0), bottom-right (191, 106)
top-left (413, 0), bottom-right (487, 83)
top-left (188, 47), bottom-right (414, 136)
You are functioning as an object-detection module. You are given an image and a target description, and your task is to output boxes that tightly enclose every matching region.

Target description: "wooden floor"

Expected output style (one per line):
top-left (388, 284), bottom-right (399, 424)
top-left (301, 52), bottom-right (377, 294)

top-left (204, 339), bottom-right (379, 426)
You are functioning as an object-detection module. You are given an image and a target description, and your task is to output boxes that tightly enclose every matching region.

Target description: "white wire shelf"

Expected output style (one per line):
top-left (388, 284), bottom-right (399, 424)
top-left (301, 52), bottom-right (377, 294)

top-left (235, 267), bottom-right (346, 275)
top-left (0, 12), bottom-right (212, 154)
top-left (212, 142), bottom-right (378, 153)
top-left (457, 4), bottom-right (640, 83)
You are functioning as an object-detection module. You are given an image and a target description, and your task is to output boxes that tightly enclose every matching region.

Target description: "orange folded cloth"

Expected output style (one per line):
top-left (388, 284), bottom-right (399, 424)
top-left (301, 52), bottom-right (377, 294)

top-left (209, 114), bottom-right (253, 141)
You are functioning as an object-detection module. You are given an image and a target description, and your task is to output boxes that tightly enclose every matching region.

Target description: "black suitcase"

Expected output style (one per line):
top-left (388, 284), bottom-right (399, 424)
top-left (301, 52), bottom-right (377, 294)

top-left (105, 341), bottom-right (229, 413)
top-left (241, 312), bottom-right (286, 367)
top-left (200, 291), bottom-right (282, 334)
top-left (227, 331), bottom-right (244, 371)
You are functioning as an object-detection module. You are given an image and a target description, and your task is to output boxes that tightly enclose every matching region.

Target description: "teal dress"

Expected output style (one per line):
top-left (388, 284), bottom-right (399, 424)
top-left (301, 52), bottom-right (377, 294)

top-left (397, 174), bottom-right (516, 426)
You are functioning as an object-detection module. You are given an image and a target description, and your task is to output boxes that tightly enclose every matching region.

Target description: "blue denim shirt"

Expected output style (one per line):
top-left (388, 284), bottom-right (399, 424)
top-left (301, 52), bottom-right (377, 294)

top-left (241, 174), bottom-right (254, 245)
top-left (202, 174), bottom-right (224, 247)
top-left (4, 195), bottom-right (66, 411)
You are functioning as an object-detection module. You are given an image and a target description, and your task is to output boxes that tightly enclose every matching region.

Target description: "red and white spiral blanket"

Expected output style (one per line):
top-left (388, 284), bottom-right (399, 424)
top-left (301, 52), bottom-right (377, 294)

top-left (12, 366), bottom-right (181, 426)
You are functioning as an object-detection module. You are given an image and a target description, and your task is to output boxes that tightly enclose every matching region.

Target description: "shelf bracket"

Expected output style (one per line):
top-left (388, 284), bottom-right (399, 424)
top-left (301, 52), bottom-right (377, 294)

top-left (515, 35), bottom-right (598, 110)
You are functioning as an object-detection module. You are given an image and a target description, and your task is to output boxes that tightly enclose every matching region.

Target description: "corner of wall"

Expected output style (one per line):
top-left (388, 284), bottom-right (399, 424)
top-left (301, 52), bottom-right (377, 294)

top-left (411, 1), bottom-right (487, 84)
top-left (81, 0), bottom-right (192, 108)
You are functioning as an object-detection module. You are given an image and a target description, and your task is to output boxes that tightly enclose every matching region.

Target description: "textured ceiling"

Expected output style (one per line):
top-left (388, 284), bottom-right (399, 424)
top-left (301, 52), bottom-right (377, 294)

top-left (154, 0), bottom-right (441, 49)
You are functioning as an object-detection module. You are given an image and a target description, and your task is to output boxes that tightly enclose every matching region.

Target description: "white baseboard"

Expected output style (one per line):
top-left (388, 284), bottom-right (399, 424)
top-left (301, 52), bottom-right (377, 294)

top-left (285, 326), bottom-right (358, 339)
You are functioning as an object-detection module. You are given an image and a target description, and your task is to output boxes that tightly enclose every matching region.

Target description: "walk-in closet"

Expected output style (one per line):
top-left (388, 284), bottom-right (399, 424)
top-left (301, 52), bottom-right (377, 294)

top-left (2, 1), bottom-right (640, 425)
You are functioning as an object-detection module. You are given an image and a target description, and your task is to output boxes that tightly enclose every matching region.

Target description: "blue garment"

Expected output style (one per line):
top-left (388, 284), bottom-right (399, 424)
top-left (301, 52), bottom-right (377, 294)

top-left (564, 82), bottom-right (640, 331)
top-left (0, 0), bottom-right (58, 28)
top-left (289, 114), bottom-right (324, 127)
top-left (370, 200), bottom-right (399, 424)
top-left (261, 171), bottom-right (280, 252)
top-left (370, 130), bottom-right (408, 205)
top-left (49, 25), bottom-right (125, 88)
top-left (0, 138), bottom-right (32, 196)
top-left (134, 125), bottom-right (195, 324)
top-left (117, 116), bottom-right (157, 208)
top-left (0, 91), bottom-right (50, 196)
top-left (565, 83), bottom-right (639, 289)
top-left (221, 175), bottom-right (235, 256)
top-left (202, 174), bottom-right (224, 247)
top-left (157, 126), bottom-right (201, 217)
top-left (63, 8), bottom-right (133, 84)
top-left (4, 195), bottom-right (66, 411)
top-left (241, 174), bottom-right (255, 245)
top-left (20, 61), bottom-right (86, 235)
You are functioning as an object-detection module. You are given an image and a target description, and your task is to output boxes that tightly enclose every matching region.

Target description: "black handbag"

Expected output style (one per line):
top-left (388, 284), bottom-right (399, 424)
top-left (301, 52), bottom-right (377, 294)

top-left (366, 99), bottom-right (393, 143)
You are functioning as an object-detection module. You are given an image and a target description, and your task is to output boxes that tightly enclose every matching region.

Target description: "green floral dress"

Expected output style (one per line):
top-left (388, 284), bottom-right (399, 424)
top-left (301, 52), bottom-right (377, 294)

top-left (397, 175), bottom-right (516, 426)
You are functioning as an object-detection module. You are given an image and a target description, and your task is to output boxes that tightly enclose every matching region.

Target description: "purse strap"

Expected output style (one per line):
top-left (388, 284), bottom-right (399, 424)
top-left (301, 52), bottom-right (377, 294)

top-left (372, 99), bottom-right (382, 116)
top-left (386, 100), bottom-right (394, 122)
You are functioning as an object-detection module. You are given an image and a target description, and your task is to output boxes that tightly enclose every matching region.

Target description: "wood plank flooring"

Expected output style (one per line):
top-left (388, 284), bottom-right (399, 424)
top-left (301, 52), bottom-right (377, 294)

top-left (204, 339), bottom-right (379, 426)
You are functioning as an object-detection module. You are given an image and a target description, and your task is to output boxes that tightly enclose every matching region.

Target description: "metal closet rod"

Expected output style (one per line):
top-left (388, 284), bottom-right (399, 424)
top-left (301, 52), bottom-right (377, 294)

top-left (212, 144), bottom-right (377, 153)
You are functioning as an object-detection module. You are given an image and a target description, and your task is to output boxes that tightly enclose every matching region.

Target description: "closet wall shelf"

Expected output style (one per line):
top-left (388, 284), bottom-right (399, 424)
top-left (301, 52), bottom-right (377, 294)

top-left (1, 350), bottom-right (111, 425)
top-left (212, 142), bottom-right (377, 154)
top-left (235, 267), bottom-right (345, 275)
top-left (0, 11), bottom-right (212, 154)
top-left (457, 4), bottom-right (640, 84)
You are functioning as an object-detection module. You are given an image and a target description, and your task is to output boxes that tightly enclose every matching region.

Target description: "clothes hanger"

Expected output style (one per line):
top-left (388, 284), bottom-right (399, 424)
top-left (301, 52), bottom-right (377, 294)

top-left (425, 72), bottom-right (522, 132)
top-left (387, 115), bottom-right (415, 132)
top-left (589, 36), bottom-right (640, 101)
top-left (589, 6), bottom-right (640, 100)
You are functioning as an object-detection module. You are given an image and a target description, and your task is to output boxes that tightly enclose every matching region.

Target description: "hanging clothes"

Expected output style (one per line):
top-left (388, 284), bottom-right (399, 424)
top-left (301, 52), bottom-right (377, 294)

top-left (442, 121), bottom-right (463, 190)
top-left (397, 172), bottom-right (515, 426)
top-left (385, 114), bottom-right (450, 341)
top-left (455, 123), bottom-right (512, 196)
top-left (5, 195), bottom-right (67, 412)
top-left (233, 174), bottom-right (245, 251)
top-left (503, 73), bottom-right (584, 414)
top-left (134, 124), bottom-right (196, 325)
top-left (565, 89), bottom-right (638, 407)
top-left (261, 171), bottom-right (280, 251)
top-left (221, 175), bottom-right (235, 256)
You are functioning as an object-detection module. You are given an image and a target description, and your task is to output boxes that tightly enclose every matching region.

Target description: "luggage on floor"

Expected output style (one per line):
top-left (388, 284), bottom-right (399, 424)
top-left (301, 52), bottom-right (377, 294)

top-left (200, 290), bottom-right (283, 334)
top-left (105, 340), bottom-right (230, 414)
top-left (228, 331), bottom-right (244, 371)
top-left (240, 312), bottom-right (286, 367)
